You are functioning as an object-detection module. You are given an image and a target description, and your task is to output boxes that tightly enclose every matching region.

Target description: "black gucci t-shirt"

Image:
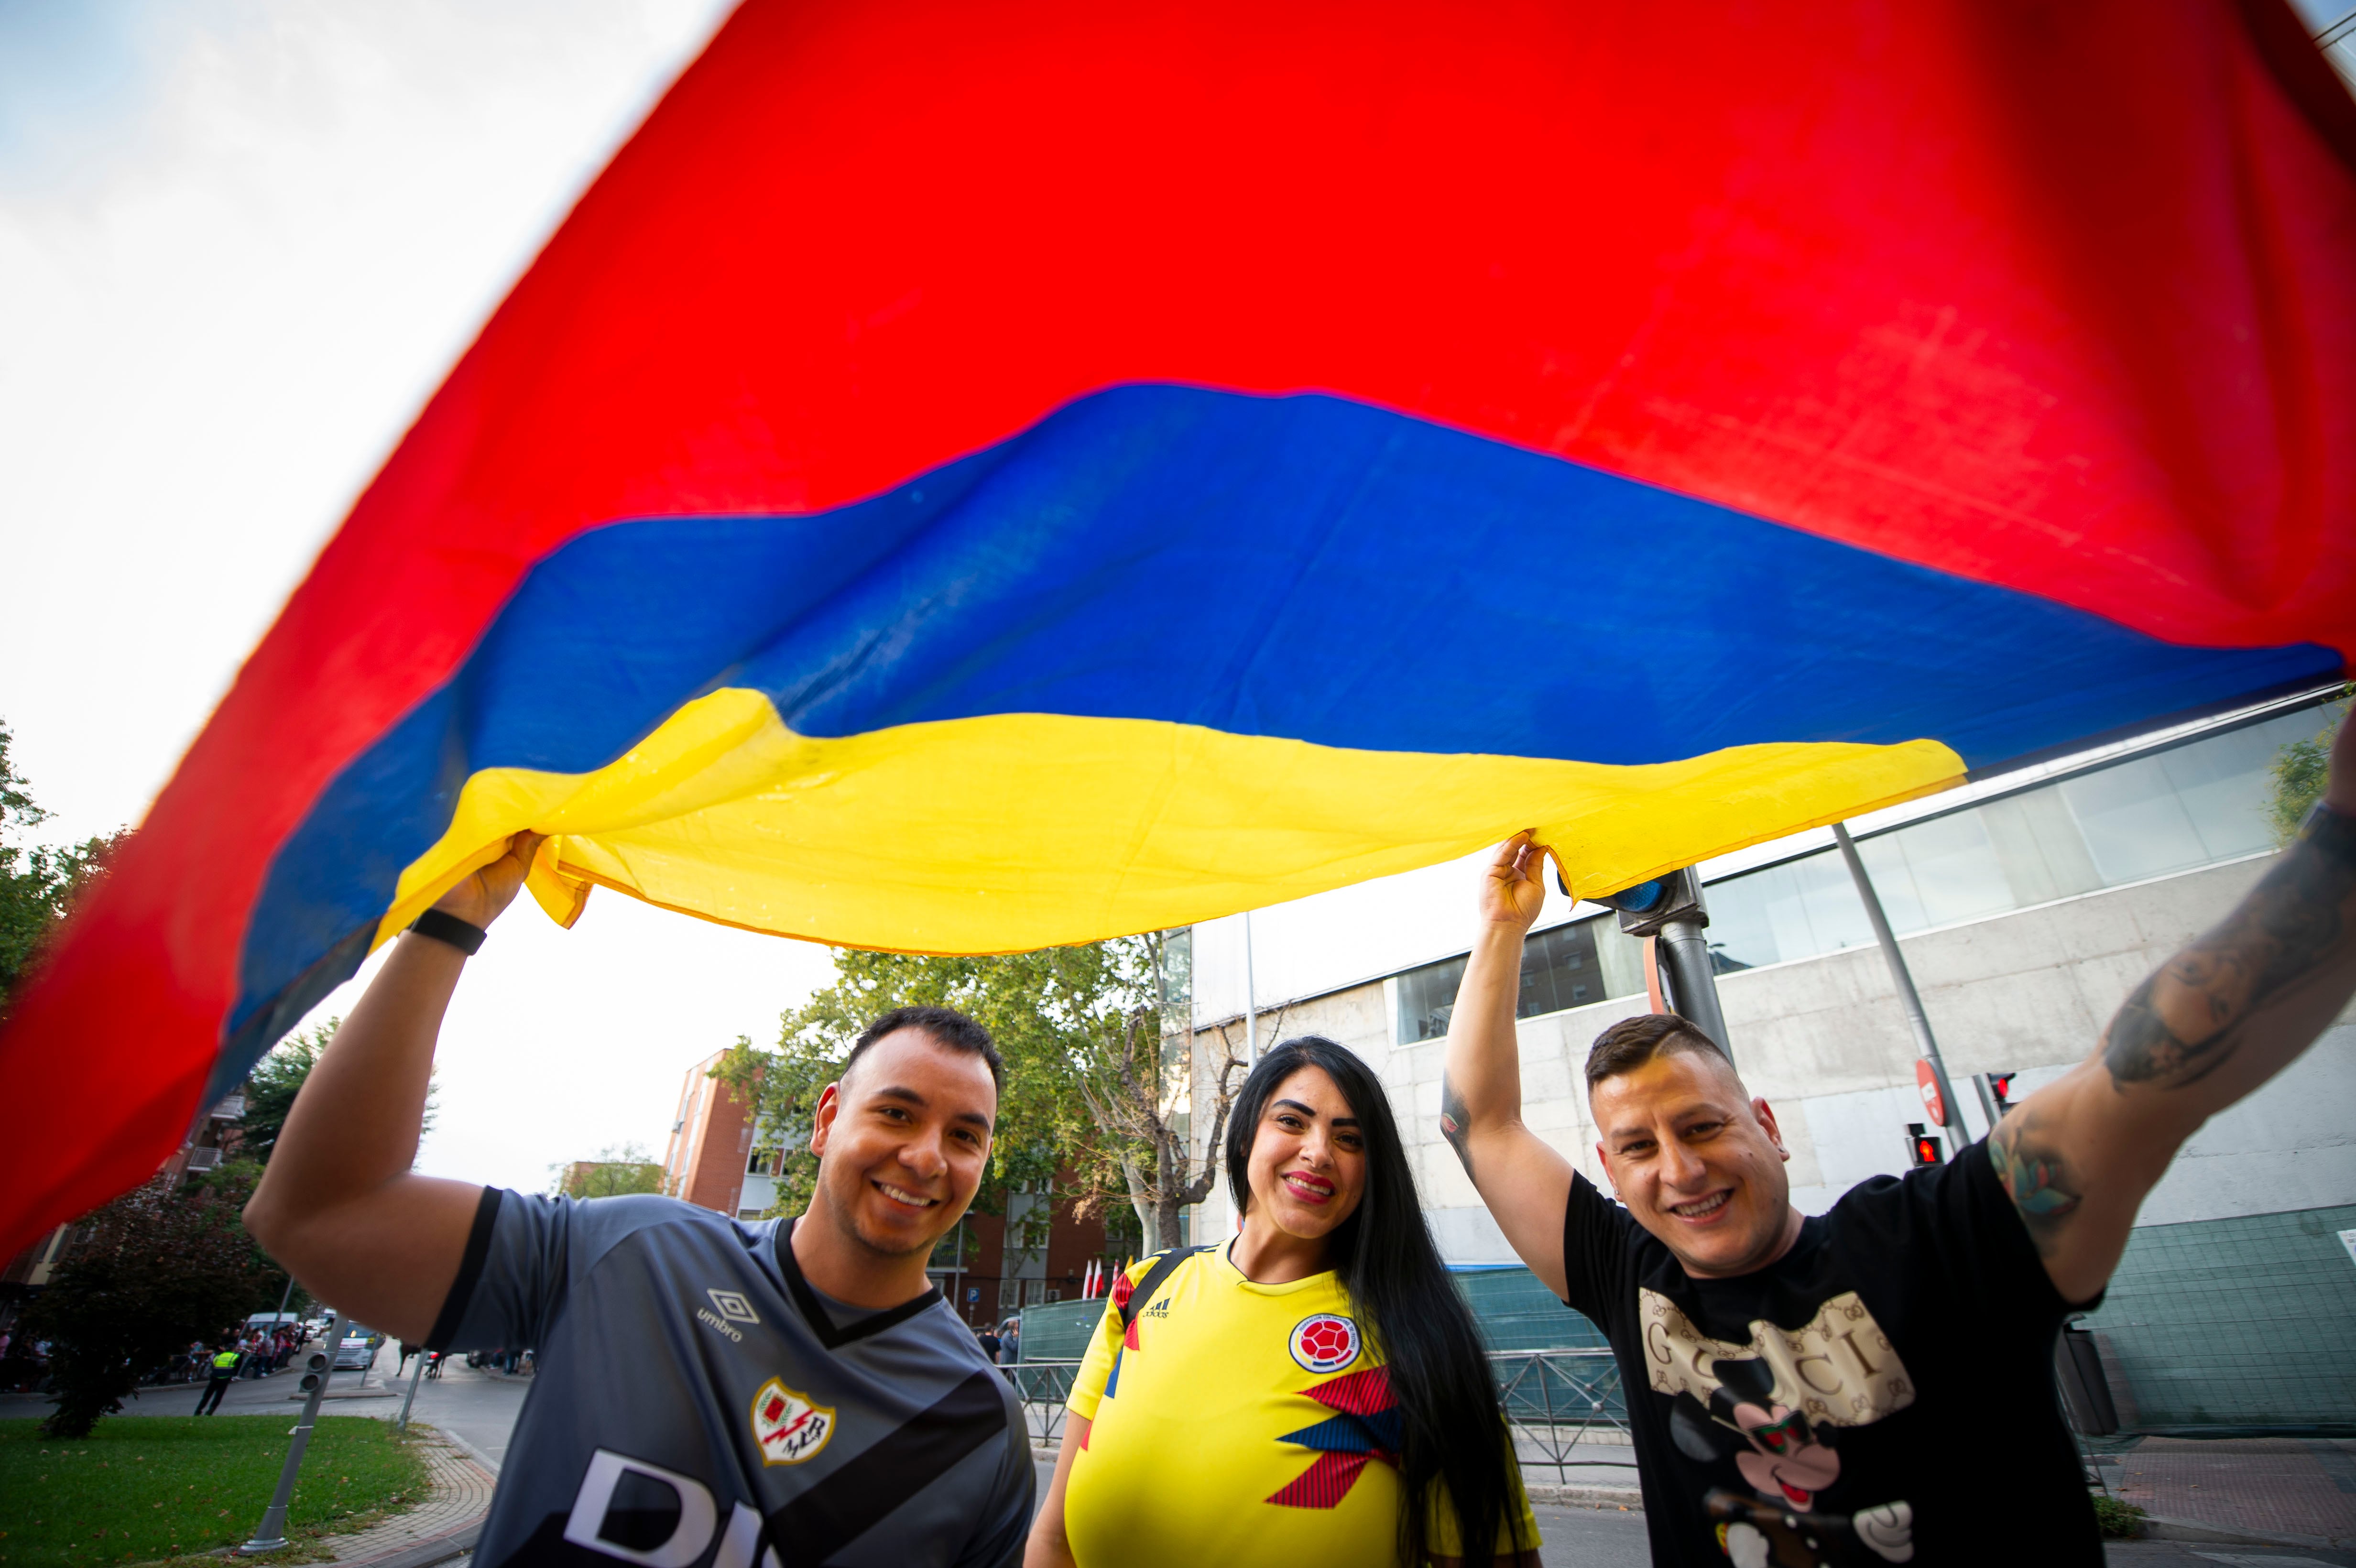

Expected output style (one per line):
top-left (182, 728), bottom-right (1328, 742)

top-left (1560, 1137), bottom-right (2101, 1566)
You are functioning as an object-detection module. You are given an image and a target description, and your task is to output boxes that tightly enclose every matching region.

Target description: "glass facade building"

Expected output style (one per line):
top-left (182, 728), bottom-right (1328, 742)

top-left (1396, 703), bottom-right (2333, 1043)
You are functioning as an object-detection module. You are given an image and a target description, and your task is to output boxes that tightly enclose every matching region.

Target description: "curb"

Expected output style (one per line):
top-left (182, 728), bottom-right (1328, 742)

top-left (2135, 1513), bottom-right (2343, 1549)
top-left (430, 1428), bottom-right (504, 1478)
top-left (316, 1426), bottom-right (496, 1568)
top-left (333, 1522), bottom-right (482, 1568)
top-left (1526, 1484), bottom-right (1643, 1512)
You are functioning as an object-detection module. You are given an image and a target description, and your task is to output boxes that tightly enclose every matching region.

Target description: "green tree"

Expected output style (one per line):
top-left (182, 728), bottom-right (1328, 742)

top-left (717, 931), bottom-right (1242, 1249)
top-left (241, 1017), bottom-right (432, 1164)
top-left (22, 1164), bottom-right (279, 1437)
top-left (242, 1019), bottom-right (333, 1164)
top-left (2268, 691), bottom-right (2352, 847)
top-left (0, 720), bottom-right (129, 1017)
top-left (554, 1142), bottom-right (665, 1198)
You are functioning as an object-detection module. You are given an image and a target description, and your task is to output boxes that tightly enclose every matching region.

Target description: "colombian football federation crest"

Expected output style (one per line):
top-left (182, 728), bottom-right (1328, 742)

top-left (750, 1377), bottom-right (836, 1465)
top-left (1288, 1313), bottom-right (1361, 1374)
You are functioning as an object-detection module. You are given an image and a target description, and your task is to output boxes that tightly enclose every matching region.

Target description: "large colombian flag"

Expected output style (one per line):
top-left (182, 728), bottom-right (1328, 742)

top-left (5, 0), bottom-right (2355, 1251)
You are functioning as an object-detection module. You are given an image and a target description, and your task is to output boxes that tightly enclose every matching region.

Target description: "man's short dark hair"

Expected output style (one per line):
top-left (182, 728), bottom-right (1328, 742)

top-left (1585, 1013), bottom-right (1728, 1092)
top-left (844, 1005), bottom-right (1003, 1093)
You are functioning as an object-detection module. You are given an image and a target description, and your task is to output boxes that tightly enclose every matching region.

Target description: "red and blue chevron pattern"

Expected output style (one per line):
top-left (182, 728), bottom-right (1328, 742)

top-left (1268, 1366), bottom-right (1404, 1509)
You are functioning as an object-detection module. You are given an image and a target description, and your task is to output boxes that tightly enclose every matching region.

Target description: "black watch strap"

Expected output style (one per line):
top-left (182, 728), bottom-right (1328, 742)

top-left (2299, 800), bottom-right (2356, 866)
top-left (410, 906), bottom-right (488, 955)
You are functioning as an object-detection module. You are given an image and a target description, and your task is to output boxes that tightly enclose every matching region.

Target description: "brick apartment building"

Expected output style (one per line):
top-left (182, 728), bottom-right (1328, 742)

top-left (660, 1048), bottom-right (759, 1212)
top-left (1, 1088), bottom-right (250, 1326)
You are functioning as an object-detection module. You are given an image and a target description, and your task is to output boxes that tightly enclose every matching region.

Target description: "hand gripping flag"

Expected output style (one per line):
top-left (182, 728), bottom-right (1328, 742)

top-left (4, 0), bottom-right (2353, 1251)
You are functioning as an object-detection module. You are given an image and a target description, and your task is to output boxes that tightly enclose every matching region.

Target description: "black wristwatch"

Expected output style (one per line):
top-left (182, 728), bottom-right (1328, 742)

top-left (410, 907), bottom-right (488, 955)
top-left (2298, 800), bottom-right (2356, 865)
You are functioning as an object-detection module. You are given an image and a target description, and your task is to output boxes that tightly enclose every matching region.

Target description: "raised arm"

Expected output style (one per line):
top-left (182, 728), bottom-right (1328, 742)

top-left (1991, 711), bottom-right (2356, 1304)
top-left (242, 833), bottom-right (542, 1340)
top-left (1438, 833), bottom-right (1575, 1298)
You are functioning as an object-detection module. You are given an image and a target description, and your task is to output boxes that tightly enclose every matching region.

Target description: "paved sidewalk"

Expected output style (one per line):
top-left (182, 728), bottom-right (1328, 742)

top-left (2108, 1437), bottom-right (2356, 1547)
top-left (306, 1428), bottom-right (495, 1567)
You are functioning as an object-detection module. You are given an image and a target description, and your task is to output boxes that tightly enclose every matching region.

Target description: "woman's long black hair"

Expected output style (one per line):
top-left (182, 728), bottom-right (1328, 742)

top-left (1226, 1036), bottom-right (1521, 1566)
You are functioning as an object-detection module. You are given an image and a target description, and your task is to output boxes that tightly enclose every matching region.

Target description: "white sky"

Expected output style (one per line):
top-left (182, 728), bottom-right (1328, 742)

top-left (0, 0), bottom-right (839, 1192)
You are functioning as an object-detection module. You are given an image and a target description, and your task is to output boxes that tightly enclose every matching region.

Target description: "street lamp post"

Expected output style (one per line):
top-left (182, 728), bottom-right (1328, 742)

top-left (241, 1309), bottom-right (342, 1555)
top-left (1831, 822), bottom-right (1995, 1136)
top-left (1242, 911), bottom-right (1258, 1069)
top-left (395, 1343), bottom-right (427, 1432)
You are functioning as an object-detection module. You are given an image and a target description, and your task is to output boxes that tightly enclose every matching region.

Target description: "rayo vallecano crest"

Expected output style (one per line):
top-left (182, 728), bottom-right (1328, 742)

top-left (751, 1377), bottom-right (836, 1466)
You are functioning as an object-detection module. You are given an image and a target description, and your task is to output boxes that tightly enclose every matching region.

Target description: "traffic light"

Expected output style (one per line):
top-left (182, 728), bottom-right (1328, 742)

top-left (1987, 1073), bottom-right (2016, 1113)
top-left (1588, 866), bottom-right (1707, 937)
top-left (298, 1348), bottom-right (329, 1392)
top-left (1905, 1123), bottom-right (1943, 1167)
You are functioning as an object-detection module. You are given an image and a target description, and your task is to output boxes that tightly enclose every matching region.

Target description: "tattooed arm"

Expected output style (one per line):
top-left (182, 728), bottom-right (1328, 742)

top-left (1439, 833), bottom-right (1576, 1297)
top-left (1991, 709), bottom-right (2356, 1304)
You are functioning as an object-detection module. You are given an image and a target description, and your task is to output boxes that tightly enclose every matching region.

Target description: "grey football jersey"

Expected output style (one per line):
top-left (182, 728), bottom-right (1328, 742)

top-left (427, 1189), bottom-right (1031, 1568)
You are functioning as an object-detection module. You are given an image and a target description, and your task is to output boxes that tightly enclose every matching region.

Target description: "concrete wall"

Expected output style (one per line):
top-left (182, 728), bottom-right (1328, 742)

top-left (1192, 855), bottom-right (2356, 1260)
top-left (1185, 848), bottom-right (2356, 1427)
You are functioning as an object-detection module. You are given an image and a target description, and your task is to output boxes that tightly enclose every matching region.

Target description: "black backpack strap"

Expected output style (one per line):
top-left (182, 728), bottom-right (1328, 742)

top-left (1119, 1243), bottom-right (1214, 1331)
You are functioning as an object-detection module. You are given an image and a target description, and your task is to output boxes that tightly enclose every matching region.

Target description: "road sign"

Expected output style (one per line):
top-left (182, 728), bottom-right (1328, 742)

top-left (1914, 1059), bottom-right (1947, 1127)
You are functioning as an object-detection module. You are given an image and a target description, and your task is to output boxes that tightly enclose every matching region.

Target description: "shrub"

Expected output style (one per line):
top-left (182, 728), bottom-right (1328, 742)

top-left (2090, 1494), bottom-right (2146, 1539)
top-left (20, 1170), bottom-right (275, 1437)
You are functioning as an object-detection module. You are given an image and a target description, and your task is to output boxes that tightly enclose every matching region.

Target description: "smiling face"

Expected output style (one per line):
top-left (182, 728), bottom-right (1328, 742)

top-left (1242, 1066), bottom-right (1369, 1242)
top-left (808, 1028), bottom-right (995, 1260)
top-left (1590, 1045), bottom-right (1797, 1278)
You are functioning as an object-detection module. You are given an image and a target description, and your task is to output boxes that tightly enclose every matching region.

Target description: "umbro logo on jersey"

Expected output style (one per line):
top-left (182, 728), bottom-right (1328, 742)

top-left (708, 1288), bottom-right (760, 1324)
top-left (751, 1376), bottom-right (837, 1466)
top-left (697, 1288), bottom-right (759, 1342)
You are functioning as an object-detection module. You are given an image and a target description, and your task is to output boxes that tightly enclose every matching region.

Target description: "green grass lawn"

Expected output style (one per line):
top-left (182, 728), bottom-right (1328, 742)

top-left (0, 1416), bottom-right (431, 1568)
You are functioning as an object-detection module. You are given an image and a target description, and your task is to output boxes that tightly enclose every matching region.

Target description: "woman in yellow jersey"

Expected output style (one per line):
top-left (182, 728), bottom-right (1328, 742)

top-left (1026, 1036), bottom-right (1541, 1568)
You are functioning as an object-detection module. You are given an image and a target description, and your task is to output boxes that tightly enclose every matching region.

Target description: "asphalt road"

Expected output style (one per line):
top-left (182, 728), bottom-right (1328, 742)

top-left (0, 1355), bottom-right (532, 1467)
top-left (9, 1370), bottom-right (2340, 1564)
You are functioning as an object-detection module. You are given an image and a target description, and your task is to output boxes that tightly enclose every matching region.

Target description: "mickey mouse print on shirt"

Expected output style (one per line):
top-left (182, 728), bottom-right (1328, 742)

top-left (1641, 1289), bottom-right (1919, 1566)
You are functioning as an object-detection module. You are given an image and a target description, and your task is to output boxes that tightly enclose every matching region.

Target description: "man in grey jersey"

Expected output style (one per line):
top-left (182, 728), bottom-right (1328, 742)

top-left (244, 833), bottom-right (1033, 1568)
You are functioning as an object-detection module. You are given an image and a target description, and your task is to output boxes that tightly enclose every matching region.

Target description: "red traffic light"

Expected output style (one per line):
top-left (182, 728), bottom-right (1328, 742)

top-left (1905, 1122), bottom-right (1943, 1167)
top-left (1988, 1073), bottom-right (2016, 1111)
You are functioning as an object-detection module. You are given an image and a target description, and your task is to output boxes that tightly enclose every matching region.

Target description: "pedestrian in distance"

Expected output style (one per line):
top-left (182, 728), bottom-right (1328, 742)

top-left (998, 1317), bottom-right (1021, 1367)
top-left (242, 832), bottom-right (1035, 1568)
top-left (1026, 1036), bottom-right (1541, 1568)
top-left (976, 1323), bottom-right (1002, 1362)
top-left (1440, 706), bottom-right (2356, 1567)
top-left (193, 1338), bottom-right (242, 1415)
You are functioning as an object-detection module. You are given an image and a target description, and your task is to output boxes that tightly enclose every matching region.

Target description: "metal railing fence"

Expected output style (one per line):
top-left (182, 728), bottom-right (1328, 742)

top-left (1004, 1349), bottom-right (1632, 1481)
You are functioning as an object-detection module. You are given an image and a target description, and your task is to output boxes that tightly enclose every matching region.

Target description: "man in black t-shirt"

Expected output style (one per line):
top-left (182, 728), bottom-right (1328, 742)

top-left (1439, 715), bottom-right (2356, 1565)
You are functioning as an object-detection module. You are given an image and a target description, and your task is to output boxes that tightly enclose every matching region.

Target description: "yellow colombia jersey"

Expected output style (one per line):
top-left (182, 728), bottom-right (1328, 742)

top-left (1064, 1246), bottom-right (1539, 1566)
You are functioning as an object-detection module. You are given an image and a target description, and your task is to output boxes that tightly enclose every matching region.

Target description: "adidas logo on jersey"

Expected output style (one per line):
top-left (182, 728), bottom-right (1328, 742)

top-left (1143, 1298), bottom-right (1172, 1319)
